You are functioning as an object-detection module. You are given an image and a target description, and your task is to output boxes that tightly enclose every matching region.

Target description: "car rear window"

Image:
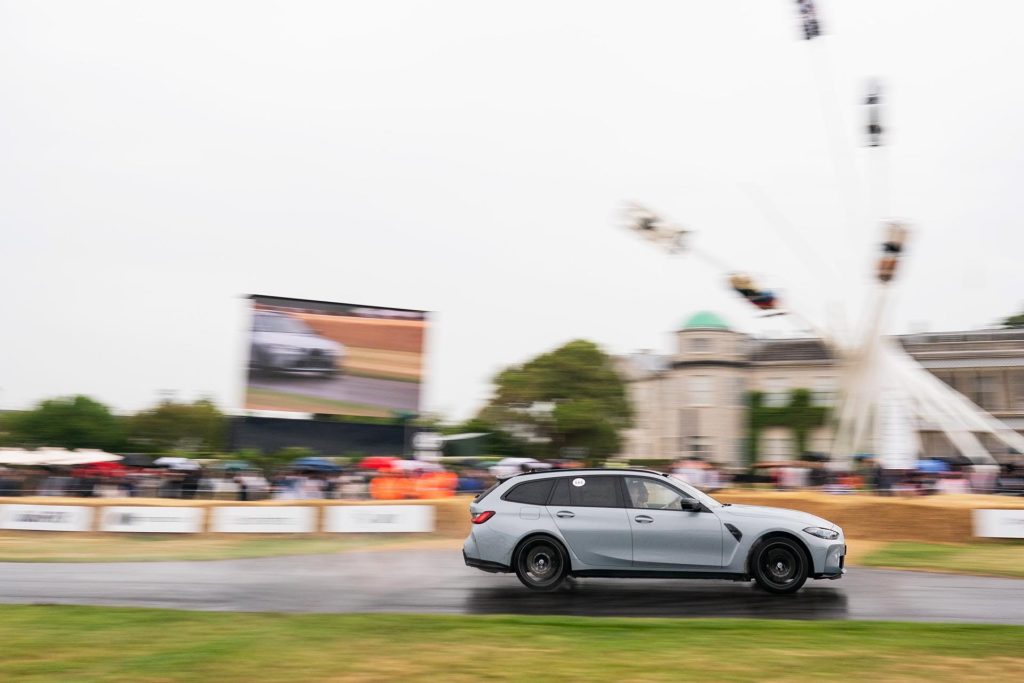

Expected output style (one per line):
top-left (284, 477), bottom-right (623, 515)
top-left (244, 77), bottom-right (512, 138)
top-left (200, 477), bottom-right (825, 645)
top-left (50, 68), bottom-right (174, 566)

top-left (548, 475), bottom-right (622, 508)
top-left (473, 482), bottom-right (501, 503)
top-left (502, 479), bottom-right (555, 505)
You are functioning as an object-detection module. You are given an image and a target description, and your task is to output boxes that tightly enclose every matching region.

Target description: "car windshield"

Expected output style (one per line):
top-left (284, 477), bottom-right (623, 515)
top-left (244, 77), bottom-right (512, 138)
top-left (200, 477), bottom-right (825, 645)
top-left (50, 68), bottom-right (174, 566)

top-left (667, 475), bottom-right (724, 507)
top-left (260, 315), bottom-right (313, 335)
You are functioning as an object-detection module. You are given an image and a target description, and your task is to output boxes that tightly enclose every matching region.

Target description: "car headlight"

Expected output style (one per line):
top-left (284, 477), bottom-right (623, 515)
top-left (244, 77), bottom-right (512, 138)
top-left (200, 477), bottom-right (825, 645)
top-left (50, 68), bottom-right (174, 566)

top-left (803, 526), bottom-right (839, 540)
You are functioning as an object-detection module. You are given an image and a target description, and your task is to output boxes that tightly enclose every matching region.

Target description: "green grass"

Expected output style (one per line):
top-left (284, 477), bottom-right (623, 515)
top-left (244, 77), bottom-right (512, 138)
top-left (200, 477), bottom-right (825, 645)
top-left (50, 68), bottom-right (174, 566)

top-left (1, 607), bottom-right (1023, 682)
top-left (0, 533), bottom-right (435, 563)
top-left (861, 540), bottom-right (1024, 579)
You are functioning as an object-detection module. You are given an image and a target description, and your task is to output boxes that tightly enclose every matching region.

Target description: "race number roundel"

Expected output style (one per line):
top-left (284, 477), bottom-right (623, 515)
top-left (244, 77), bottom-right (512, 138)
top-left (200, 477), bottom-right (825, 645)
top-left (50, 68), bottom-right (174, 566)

top-left (572, 478), bottom-right (586, 487)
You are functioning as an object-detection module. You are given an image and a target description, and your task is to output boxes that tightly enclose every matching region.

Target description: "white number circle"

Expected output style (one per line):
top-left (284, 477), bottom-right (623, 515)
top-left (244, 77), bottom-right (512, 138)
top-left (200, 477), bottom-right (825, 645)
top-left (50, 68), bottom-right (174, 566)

top-left (572, 478), bottom-right (586, 487)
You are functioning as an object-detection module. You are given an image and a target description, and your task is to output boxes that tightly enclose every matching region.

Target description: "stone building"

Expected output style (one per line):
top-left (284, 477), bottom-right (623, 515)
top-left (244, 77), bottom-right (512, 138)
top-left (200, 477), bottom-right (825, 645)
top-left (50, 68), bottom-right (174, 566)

top-left (618, 311), bottom-right (1024, 465)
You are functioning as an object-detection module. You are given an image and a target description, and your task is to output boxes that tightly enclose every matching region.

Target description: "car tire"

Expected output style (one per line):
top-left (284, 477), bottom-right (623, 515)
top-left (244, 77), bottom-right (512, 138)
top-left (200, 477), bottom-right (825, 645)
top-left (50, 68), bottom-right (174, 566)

top-left (751, 536), bottom-right (809, 594)
top-left (514, 538), bottom-right (568, 592)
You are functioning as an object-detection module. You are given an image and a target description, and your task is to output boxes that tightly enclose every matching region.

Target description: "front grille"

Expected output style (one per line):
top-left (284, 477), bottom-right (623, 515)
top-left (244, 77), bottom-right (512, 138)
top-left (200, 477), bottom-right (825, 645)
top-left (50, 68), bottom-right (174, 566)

top-left (297, 350), bottom-right (333, 369)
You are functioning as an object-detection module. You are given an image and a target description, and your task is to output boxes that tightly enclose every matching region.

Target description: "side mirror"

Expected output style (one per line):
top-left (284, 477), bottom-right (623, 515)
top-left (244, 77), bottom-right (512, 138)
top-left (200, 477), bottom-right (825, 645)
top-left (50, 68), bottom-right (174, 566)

top-left (679, 498), bottom-right (703, 512)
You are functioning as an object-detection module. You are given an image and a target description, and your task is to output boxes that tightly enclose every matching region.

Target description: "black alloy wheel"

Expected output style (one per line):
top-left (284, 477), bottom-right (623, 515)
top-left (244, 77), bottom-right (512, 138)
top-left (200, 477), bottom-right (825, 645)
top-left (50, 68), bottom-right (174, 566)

top-left (752, 537), bottom-right (808, 594)
top-left (515, 539), bottom-right (567, 591)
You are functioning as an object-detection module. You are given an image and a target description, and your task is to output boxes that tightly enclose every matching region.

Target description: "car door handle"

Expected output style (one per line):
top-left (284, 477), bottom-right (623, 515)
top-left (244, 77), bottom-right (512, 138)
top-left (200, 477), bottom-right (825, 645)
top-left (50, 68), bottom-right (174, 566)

top-left (634, 515), bottom-right (654, 523)
top-left (556, 511), bottom-right (575, 519)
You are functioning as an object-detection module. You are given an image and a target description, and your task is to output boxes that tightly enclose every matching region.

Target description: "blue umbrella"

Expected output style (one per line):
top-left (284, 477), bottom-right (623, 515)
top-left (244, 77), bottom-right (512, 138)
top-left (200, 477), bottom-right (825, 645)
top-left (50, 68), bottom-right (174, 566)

top-left (916, 459), bottom-right (951, 473)
top-left (291, 456), bottom-right (341, 472)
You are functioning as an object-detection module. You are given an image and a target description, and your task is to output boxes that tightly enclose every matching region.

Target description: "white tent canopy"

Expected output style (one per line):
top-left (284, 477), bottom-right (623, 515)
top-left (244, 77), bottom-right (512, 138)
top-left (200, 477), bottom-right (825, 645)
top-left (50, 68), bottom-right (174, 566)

top-left (0, 447), bottom-right (123, 466)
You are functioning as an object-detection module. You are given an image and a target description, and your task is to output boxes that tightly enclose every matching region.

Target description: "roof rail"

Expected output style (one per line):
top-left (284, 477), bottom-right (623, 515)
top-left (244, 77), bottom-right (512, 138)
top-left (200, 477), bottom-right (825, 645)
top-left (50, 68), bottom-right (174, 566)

top-left (501, 466), bottom-right (669, 481)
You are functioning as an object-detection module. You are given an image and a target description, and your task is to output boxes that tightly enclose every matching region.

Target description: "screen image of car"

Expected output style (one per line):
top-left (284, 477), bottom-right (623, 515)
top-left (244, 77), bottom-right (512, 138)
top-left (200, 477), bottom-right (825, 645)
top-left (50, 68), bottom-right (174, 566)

top-left (250, 311), bottom-right (344, 378)
top-left (243, 295), bottom-right (427, 418)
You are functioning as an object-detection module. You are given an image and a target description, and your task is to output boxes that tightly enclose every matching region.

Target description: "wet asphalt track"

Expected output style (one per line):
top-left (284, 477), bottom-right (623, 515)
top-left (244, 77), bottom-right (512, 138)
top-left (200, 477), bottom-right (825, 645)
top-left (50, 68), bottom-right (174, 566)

top-left (2, 549), bottom-right (1023, 623)
top-left (249, 372), bottom-right (419, 413)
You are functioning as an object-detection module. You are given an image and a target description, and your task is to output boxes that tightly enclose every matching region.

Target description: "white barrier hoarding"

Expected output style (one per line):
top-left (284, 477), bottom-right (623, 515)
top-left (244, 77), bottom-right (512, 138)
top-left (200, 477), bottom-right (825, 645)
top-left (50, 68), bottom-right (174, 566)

top-left (325, 505), bottom-right (434, 533)
top-left (0, 504), bottom-right (93, 532)
top-left (973, 509), bottom-right (1024, 539)
top-left (210, 506), bottom-right (315, 533)
top-left (100, 506), bottom-right (204, 533)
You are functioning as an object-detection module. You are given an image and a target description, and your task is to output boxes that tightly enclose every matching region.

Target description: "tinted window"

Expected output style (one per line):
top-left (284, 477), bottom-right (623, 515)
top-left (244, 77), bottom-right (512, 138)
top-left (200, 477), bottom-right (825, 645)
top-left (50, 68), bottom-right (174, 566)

top-left (548, 477), bottom-right (571, 506)
top-left (547, 476), bottom-right (621, 508)
top-left (503, 479), bottom-right (554, 505)
top-left (624, 476), bottom-right (694, 510)
top-left (474, 481), bottom-right (501, 503)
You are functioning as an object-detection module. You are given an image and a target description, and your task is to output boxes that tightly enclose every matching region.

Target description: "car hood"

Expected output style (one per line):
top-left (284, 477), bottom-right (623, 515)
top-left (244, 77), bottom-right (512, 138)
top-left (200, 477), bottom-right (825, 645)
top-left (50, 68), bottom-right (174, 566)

top-left (719, 504), bottom-right (836, 530)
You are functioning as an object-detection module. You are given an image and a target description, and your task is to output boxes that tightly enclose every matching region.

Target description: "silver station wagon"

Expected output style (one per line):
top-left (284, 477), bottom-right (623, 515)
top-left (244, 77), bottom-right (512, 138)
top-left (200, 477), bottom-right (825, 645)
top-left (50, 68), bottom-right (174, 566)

top-left (463, 468), bottom-right (845, 594)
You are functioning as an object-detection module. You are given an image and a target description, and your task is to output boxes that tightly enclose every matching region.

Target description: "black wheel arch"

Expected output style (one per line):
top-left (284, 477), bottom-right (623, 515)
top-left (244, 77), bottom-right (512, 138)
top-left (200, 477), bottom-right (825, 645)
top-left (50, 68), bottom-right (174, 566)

top-left (746, 531), bottom-right (814, 577)
top-left (512, 533), bottom-right (570, 571)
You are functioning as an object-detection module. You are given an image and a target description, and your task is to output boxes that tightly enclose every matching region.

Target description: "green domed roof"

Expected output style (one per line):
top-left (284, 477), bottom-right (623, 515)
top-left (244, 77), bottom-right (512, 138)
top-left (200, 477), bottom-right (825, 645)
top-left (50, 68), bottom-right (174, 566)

top-left (681, 310), bottom-right (730, 331)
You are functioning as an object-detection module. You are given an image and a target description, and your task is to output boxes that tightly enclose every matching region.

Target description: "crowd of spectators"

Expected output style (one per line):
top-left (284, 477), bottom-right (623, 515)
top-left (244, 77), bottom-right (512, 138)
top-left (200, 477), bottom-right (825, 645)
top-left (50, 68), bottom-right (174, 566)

top-left (2, 457), bottom-right (1022, 500)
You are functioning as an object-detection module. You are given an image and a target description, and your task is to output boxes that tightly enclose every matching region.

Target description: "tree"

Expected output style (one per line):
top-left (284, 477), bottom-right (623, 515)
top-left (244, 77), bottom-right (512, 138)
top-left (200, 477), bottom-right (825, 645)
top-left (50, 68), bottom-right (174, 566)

top-left (233, 447), bottom-right (316, 476)
top-left (125, 398), bottom-right (228, 453)
top-left (479, 340), bottom-right (632, 464)
top-left (441, 417), bottom-right (534, 457)
top-left (1002, 309), bottom-right (1024, 328)
top-left (5, 395), bottom-right (123, 450)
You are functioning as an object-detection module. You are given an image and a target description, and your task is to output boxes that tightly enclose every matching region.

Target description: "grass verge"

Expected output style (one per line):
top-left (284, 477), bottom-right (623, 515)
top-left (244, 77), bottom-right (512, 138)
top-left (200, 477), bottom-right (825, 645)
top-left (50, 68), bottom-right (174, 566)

top-left (0, 533), bottom-right (440, 563)
top-left (243, 387), bottom-right (394, 417)
top-left (2, 607), bottom-right (1023, 682)
top-left (860, 540), bottom-right (1024, 579)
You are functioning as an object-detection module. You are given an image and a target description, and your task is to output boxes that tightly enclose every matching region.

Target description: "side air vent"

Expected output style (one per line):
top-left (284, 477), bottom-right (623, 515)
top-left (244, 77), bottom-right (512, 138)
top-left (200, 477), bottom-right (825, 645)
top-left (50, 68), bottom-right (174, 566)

top-left (724, 523), bottom-right (743, 542)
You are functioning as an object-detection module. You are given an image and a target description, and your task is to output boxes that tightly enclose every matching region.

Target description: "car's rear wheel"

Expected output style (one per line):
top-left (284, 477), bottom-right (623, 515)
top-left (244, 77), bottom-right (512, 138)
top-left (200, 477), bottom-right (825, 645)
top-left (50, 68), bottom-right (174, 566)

top-left (752, 537), bottom-right (808, 594)
top-left (514, 538), bottom-right (567, 591)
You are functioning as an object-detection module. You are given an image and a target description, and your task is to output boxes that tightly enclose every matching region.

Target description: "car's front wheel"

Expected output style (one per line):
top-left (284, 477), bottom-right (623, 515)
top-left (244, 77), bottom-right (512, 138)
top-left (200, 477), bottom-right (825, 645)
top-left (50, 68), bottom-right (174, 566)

top-left (514, 538), bottom-right (567, 591)
top-left (751, 537), bottom-right (808, 594)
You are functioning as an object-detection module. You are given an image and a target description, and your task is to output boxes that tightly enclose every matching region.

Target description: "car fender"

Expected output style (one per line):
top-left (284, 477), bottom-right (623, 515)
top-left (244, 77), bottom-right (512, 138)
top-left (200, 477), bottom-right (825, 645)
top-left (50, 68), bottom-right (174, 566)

top-left (743, 529), bottom-right (816, 576)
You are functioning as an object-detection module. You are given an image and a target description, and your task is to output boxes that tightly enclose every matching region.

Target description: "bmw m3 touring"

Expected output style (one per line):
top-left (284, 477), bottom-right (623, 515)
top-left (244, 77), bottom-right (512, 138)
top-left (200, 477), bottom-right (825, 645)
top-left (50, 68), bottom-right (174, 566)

top-left (463, 468), bottom-right (846, 594)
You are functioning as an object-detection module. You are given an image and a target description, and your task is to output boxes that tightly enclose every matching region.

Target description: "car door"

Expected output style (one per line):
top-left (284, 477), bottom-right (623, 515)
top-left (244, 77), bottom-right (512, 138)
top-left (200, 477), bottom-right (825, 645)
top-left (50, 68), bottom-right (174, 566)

top-left (546, 475), bottom-right (632, 568)
top-left (622, 475), bottom-right (723, 568)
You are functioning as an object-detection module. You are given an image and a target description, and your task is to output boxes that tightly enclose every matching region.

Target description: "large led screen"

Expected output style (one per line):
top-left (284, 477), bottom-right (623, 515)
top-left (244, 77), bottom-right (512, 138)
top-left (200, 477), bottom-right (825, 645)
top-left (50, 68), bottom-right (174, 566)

top-left (244, 295), bottom-right (426, 417)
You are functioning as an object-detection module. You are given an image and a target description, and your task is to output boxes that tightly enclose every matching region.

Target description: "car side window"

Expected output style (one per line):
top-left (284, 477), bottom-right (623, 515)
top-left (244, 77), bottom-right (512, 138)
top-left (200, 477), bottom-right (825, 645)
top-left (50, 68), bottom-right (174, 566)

top-left (503, 479), bottom-right (554, 505)
top-left (547, 476), bottom-right (622, 508)
top-left (624, 476), bottom-right (694, 510)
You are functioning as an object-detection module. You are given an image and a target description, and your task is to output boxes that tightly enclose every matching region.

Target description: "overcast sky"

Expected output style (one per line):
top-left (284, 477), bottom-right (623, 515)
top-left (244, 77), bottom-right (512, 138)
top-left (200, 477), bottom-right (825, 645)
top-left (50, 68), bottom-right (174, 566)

top-left (2, 1), bottom-right (1023, 420)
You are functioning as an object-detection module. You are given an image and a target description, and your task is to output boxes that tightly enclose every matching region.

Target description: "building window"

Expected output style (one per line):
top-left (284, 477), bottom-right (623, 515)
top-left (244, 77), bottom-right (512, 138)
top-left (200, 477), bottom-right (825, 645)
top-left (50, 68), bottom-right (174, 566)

top-left (688, 376), bottom-right (714, 406)
top-left (1011, 371), bottom-right (1024, 411)
top-left (811, 431), bottom-right (832, 455)
top-left (733, 376), bottom-right (746, 407)
top-left (763, 378), bottom-right (788, 407)
top-left (734, 438), bottom-right (747, 461)
top-left (812, 377), bottom-right (836, 407)
top-left (690, 337), bottom-right (710, 352)
top-left (762, 434), bottom-right (791, 460)
top-left (686, 436), bottom-right (713, 459)
top-left (973, 372), bottom-right (1004, 411)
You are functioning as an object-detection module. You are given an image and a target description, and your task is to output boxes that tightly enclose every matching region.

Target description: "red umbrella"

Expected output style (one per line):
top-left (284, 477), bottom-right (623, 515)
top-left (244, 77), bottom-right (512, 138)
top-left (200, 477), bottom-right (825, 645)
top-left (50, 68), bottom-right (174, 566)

top-left (358, 456), bottom-right (400, 471)
top-left (71, 461), bottom-right (127, 478)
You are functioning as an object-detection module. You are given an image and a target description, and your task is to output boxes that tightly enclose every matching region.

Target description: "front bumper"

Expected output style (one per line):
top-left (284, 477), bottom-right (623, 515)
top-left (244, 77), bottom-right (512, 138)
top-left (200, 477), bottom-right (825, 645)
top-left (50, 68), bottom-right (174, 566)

top-left (814, 543), bottom-right (846, 579)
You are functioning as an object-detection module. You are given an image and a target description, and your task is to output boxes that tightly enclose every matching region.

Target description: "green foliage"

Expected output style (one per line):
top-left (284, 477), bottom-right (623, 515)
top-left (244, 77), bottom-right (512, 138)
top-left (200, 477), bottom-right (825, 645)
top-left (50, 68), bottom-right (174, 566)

top-left (4, 395), bottom-right (124, 450)
top-left (479, 339), bottom-right (632, 464)
top-left (1002, 311), bottom-right (1024, 328)
top-left (228, 447), bottom-right (318, 476)
top-left (748, 388), bottom-right (828, 465)
top-left (125, 399), bottom-right (227, 453)
top-left (440, 418), bottom-right (531, 457)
